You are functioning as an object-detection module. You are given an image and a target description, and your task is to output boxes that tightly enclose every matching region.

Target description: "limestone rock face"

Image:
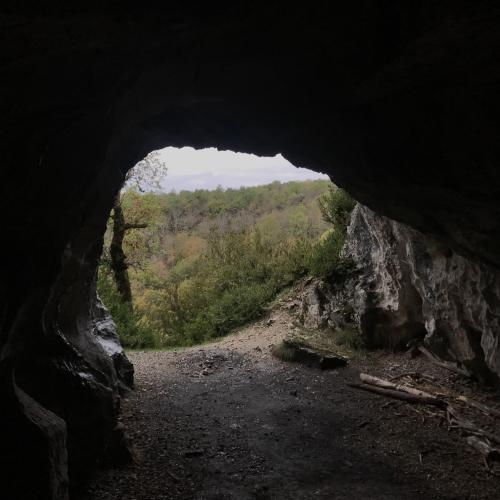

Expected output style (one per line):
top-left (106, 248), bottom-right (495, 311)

top-left (93, 297), bottom-right (134, 391)
top-left (345, 205), bottom-right (428, 350)
top-left (345, 205), bottom-right (500, 383)
top-left (298, 278), bottom-right (354, 332)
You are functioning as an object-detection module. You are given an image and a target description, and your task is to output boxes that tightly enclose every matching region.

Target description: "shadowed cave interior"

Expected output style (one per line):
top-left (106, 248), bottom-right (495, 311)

top-left (2, 2), bottom-right (500, 499)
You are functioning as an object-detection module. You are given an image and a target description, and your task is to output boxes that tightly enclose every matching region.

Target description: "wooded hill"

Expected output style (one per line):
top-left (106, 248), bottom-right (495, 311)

top-left (98, 179), bottom-right (346, 348)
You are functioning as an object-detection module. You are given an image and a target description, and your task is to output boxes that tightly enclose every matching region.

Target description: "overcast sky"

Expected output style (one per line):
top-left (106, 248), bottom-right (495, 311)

top-left (155, 147), bottom-right (329, 192)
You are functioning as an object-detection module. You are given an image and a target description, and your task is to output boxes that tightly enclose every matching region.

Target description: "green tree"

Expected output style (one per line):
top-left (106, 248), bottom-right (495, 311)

top-left (318, 184), bottom-right (355, 229)
top-left (99, 179), bottom-right (333, 348)
top-left (309, 186), bottom-right (355, 279)
top-left (109, 151), bottom-right (167, 308)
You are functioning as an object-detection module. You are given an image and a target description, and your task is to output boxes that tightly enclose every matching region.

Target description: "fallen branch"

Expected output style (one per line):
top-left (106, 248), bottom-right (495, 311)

top-left (447, 405), bottom-right (500, 446)
top-left (389, 371), bottom-right (436, 383)
top-left (354, 372), bottom-right (500, 469)
top-left (418, 346), bottom-right (469, 376)
top-left (349, 382), bottom-right (447, 409)
top-left (359, 373), bottom-right (439, 400)
top-left (457, 395), bottom-right (500, 419)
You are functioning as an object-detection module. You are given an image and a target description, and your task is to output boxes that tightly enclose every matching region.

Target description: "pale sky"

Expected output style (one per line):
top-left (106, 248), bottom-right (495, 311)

top-left (156, 147), bottom-right (329, 192)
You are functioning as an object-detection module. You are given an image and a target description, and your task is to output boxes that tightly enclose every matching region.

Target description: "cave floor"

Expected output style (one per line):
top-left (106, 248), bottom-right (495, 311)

top-left (83, 310), bottom-right (500, 499)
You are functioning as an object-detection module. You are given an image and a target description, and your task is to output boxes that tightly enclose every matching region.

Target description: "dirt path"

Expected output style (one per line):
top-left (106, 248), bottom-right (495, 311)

top-left (83, 311), bottom-right (500, 499)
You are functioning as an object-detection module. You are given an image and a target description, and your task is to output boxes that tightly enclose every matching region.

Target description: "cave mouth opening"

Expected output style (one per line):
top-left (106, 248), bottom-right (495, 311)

top-left (98, 145), bottom-right (331, 353)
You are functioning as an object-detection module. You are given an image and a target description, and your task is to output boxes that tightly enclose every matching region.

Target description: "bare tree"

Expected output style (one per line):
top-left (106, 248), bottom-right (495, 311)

top-left (110, 151), bottom-right (167, 308)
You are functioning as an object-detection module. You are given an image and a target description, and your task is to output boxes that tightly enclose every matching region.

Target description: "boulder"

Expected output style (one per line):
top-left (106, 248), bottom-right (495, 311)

top-left (298, 278), bottom-right (355, 331)
top-left (92, 296), bottom-right (134, 391)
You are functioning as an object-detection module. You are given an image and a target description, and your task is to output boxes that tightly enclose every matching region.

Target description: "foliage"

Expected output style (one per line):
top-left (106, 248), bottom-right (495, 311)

top-left (145, 226), bottom-right (312, 346)
top-left (125, 150), bottom-right (167, 193)
top-left (309, 186), bottom-right (355, 280)
top-left (98, 179), bottom-right (337, 348)
top-left (318, 184), bottom-right (356, 228)
top-left (271, 341), bottom-right (299, 362)
top-left (106, 150), bottom-right (168, 308)
top-left (97, 263), bottom-right (159, 348)
top-left (308, 229), bottom-right (346, 278)
top-left (334, 327), bottom-right (365, 351)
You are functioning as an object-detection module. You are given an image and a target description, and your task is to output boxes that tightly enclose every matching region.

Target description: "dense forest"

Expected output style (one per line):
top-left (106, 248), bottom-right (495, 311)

top-left (98, 180), bottom-right (354, 348)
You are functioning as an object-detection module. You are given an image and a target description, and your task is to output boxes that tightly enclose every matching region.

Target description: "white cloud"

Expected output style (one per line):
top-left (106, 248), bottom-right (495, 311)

top-left (155, 147), bottom-right (329, 192)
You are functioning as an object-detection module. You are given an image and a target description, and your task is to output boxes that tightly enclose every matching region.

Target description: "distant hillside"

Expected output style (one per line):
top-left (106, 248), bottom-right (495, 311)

top-left (98, 180), bottom-right (333, 347)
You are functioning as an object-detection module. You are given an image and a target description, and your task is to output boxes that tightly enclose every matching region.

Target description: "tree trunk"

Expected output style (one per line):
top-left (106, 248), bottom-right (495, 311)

top-left (110, 195), bottom-right (133, 309)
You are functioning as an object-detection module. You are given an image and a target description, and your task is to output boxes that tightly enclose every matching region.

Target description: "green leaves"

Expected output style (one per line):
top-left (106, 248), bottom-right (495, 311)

top-left (309, 187), bottom-right (355, 280)
top-left (98, 179), bottom-right (338, 348)
top-left (152, 225), bottom-right (312, 346)
top-left (318, 185), bottom-right (356, 228)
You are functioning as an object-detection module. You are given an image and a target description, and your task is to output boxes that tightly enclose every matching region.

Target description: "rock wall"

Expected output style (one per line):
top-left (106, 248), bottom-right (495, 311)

top-left (297, 278), bottom-right (355, 332)
top-left (1, 289), bottom-right (133, 499)
top-left (344, 205), bottom-right (500, 383)
top-left (0, 207), bottom-right (134, 499)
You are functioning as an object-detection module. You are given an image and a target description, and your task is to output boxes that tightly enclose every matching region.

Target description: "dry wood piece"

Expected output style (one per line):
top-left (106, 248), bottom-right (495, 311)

top-left (359, 373), bottom-right (439, 400)
top-left (353, 371), bottom-right (500, 470)
top-left (467, 436), bottom-right (499, 458)
top-left (457, 395), bottom-right (500, 419)
top-left (418, 346), bottom-right (469, 376)
top-left (447, 405), bottom-right (500, 446)
top-left (466, 436), bottom-right (500, 469)
top-left (349, 382), bottom-right (448, 409)
top-left (390, 372), bottom-right (436, 383)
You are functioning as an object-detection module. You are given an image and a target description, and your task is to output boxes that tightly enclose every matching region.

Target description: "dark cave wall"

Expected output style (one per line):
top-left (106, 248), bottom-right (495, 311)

top-left (3, 2), bottom-right (500, 263)
top-left (0, 130), bottom-right (133, 498)
top-left (1, 2), bottom-right (500, 498)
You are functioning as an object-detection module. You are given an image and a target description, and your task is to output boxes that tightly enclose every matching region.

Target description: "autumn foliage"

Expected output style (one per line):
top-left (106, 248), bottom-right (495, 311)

top-left (98, 180), bottom-right (353, 347)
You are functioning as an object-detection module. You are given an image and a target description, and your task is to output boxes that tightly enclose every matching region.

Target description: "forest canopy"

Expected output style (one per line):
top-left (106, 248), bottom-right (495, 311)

top-left (98, 180), bottom-right (353, 348)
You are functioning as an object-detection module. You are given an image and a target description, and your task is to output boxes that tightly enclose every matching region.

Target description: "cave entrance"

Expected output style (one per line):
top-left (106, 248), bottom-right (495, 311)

top-left (85, 145), bottom-right (379, 499)
top-left (98, 146), bottom-right (332, 351)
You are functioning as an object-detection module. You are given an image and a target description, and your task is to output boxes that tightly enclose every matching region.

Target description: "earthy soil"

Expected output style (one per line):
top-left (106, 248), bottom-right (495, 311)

top-left (82, 310), bottom-right (500, 500)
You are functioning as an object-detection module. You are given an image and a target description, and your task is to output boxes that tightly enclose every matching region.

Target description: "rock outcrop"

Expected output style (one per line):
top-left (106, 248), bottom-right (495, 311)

top-left (297, 278), bottom-right (355, 332)
top-left (93, 297), bottom-right (135, 392)
top-left (0, 229), bottom-right (133, 499)
top-left (344, 205), bottom-right (500, 383)
top-left (298, 206), bottom-right (500, 384)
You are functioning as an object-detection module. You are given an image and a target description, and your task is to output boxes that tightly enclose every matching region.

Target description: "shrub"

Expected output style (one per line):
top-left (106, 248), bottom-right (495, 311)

top-left (151, 227), bottom-right (309, 347)
top-left (318, 185), bottom-right (355, 229)
top-left (308, 187), bottom-right (355, 280)
top-left (335, 327), bottom-right (365, 351)
top-left (309, 229), bottom-right (346, 278)
top-left (97, 268), bottom-right (160, 349)
top-left (271, 341), bottom-right (298, 362)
